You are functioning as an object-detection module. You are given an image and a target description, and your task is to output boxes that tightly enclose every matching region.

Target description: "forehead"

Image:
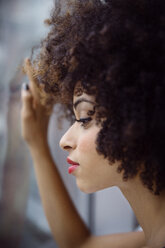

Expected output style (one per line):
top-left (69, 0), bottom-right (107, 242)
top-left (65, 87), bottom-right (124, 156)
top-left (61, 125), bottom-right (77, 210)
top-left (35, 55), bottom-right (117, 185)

top-left (73, 92), bottom-right (95, 105)
top-left (73, 82), bottom-right (95, 104)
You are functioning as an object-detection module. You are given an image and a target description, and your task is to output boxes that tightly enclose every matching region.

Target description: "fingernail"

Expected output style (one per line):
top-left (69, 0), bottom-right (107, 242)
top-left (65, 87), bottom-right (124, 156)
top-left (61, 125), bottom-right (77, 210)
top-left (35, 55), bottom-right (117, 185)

top-left (22, 82), bottom-right (29, 91)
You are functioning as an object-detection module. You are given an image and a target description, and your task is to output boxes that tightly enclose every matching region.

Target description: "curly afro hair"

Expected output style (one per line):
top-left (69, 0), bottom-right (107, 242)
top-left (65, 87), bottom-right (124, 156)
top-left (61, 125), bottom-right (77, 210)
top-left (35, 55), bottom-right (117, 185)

top-left (30, 0), bottom-right (165, 194)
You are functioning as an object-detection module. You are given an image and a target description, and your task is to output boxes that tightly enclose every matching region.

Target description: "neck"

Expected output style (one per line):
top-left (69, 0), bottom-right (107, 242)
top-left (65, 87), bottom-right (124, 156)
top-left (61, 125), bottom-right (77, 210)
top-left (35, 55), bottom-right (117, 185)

top-left (119, 177), bottom-right (165, 248)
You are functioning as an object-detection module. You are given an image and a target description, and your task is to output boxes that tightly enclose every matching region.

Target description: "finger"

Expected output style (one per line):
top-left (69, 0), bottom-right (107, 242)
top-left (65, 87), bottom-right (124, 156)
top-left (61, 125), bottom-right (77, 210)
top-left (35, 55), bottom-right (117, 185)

top-left (24, 58), bottom-right (40, 103)
top-left (24, 58), bottom-right (38, 85)
top-left (21, 82), bottom-right (35, 118)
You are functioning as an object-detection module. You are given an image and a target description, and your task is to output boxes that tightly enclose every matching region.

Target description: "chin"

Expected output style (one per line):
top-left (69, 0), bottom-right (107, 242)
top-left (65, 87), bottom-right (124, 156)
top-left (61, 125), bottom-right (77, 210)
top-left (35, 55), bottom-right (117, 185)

top-left (76, 180), bottom-right (98, 194)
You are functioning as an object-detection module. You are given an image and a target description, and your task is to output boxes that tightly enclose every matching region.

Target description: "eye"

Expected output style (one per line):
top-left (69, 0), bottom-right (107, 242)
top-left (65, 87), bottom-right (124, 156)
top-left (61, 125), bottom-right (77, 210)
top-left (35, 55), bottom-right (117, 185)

top-left (75, 117), bottom-right (92, 127)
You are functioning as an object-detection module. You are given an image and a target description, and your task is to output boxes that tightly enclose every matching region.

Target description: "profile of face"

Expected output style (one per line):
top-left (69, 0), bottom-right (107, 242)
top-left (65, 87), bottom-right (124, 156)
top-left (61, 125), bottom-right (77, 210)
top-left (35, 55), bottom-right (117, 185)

top-left (59, 88), bottom-right (121, 193)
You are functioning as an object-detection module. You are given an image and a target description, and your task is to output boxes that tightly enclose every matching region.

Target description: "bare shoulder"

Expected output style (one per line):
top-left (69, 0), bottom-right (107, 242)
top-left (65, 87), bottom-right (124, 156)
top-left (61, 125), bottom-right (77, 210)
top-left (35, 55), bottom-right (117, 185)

top-left (80, 231), bottom-right (146, 248)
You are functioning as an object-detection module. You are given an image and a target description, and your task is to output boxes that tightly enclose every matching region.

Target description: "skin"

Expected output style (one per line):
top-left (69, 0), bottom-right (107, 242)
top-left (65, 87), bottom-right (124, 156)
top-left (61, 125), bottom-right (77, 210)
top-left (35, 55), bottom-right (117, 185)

top-left (59, 93), bottom-right (121, 193)
top-left (21, 58), bottom-right (165, 247)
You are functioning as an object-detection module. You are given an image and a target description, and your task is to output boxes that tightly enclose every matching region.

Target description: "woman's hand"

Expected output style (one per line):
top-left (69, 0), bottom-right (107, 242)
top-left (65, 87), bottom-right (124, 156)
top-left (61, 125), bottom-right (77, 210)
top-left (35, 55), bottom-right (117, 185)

top-left (21, 58), bottom-right (52, 149)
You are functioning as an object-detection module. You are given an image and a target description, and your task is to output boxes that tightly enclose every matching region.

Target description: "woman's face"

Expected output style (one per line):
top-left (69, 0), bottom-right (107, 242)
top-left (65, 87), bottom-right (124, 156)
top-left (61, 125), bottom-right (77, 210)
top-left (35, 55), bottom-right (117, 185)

top-left (59, 91), bottom-right (120, 193)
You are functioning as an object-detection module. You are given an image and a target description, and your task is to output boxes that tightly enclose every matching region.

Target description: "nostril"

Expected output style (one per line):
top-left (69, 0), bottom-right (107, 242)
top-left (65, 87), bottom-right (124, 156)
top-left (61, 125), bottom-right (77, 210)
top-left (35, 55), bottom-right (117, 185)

top-left (64, 145), bottom-right (72, 150)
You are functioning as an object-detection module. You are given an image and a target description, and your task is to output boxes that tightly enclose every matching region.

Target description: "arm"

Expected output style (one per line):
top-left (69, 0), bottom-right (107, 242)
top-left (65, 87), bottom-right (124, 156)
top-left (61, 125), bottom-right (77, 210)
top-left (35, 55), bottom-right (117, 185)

top-left (21, 59), bottom-right (90, 248)
top-left (21, 59), bottom-right (147, 248)
top-left (29, 142), bottom-right (90, 248)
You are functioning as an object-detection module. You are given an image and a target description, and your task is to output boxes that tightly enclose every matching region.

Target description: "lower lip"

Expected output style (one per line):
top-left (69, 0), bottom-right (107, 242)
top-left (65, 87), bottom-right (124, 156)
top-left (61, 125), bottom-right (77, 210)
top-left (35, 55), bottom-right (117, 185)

top-left (68, 165), bottom-right (79, 174)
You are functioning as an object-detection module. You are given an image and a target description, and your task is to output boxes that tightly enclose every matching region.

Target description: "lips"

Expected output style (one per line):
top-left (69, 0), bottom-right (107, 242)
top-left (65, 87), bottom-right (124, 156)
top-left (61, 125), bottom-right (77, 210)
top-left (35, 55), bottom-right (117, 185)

top-left (67, 157), bottom-right (79, 174)
top-left (67, 157), bottom-right (79, 165)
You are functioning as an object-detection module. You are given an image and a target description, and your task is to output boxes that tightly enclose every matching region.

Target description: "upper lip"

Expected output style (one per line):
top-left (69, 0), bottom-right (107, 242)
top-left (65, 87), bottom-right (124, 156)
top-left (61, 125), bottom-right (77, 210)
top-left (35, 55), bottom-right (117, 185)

top-left (67, 157), bottom-right (79, 165)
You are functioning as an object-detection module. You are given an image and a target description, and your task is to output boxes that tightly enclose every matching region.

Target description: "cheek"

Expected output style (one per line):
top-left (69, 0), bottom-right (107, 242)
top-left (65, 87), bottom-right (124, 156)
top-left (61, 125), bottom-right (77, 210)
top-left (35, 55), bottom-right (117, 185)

top-left (78, 130), bottom-right (97, 153)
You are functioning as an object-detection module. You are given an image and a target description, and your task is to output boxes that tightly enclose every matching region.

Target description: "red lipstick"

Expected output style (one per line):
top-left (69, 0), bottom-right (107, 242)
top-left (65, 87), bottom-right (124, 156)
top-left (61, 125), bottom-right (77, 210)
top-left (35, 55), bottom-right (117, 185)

top-left (67, 158), bottom-right (79, 174)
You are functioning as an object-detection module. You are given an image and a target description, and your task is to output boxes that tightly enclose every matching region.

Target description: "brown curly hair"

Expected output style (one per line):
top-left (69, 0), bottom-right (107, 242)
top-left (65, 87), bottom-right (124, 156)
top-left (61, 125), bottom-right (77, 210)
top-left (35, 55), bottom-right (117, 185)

top-left (30, 0), bottom-right (165, 194)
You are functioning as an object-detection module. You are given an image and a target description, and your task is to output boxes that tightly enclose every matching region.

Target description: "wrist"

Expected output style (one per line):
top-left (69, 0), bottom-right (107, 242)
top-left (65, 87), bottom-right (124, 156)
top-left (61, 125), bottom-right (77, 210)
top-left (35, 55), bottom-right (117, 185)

top-left (29, 139), bottom-right (50, 157)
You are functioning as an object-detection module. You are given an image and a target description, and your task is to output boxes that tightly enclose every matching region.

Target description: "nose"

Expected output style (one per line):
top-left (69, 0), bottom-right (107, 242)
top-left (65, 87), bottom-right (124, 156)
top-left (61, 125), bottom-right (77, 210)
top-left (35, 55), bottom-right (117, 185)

top-left (59, 125), bottom-right (77, 151)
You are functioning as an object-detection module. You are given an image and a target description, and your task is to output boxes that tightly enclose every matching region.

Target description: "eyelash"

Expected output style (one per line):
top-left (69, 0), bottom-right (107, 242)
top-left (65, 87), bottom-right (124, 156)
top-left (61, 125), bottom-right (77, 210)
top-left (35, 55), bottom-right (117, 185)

top-left (75, 117), bottom-right (92, 127)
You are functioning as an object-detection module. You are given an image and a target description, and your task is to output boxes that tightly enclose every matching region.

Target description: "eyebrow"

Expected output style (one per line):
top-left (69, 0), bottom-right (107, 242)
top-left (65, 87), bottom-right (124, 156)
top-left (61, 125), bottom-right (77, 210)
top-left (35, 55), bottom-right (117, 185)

top-left (73, 98), bottom-right (95, 110)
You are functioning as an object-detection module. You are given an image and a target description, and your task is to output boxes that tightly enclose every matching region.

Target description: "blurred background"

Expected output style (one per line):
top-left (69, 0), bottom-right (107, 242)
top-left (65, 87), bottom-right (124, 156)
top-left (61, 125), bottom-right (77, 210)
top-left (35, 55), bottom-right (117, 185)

top-left (0, 0), bottom-right (139, 247)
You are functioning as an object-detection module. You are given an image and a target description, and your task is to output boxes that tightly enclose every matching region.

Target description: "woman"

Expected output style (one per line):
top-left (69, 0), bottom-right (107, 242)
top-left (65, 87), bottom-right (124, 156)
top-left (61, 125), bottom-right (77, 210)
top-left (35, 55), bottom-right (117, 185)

top-left (21, 0), bottom-right (165, 247)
